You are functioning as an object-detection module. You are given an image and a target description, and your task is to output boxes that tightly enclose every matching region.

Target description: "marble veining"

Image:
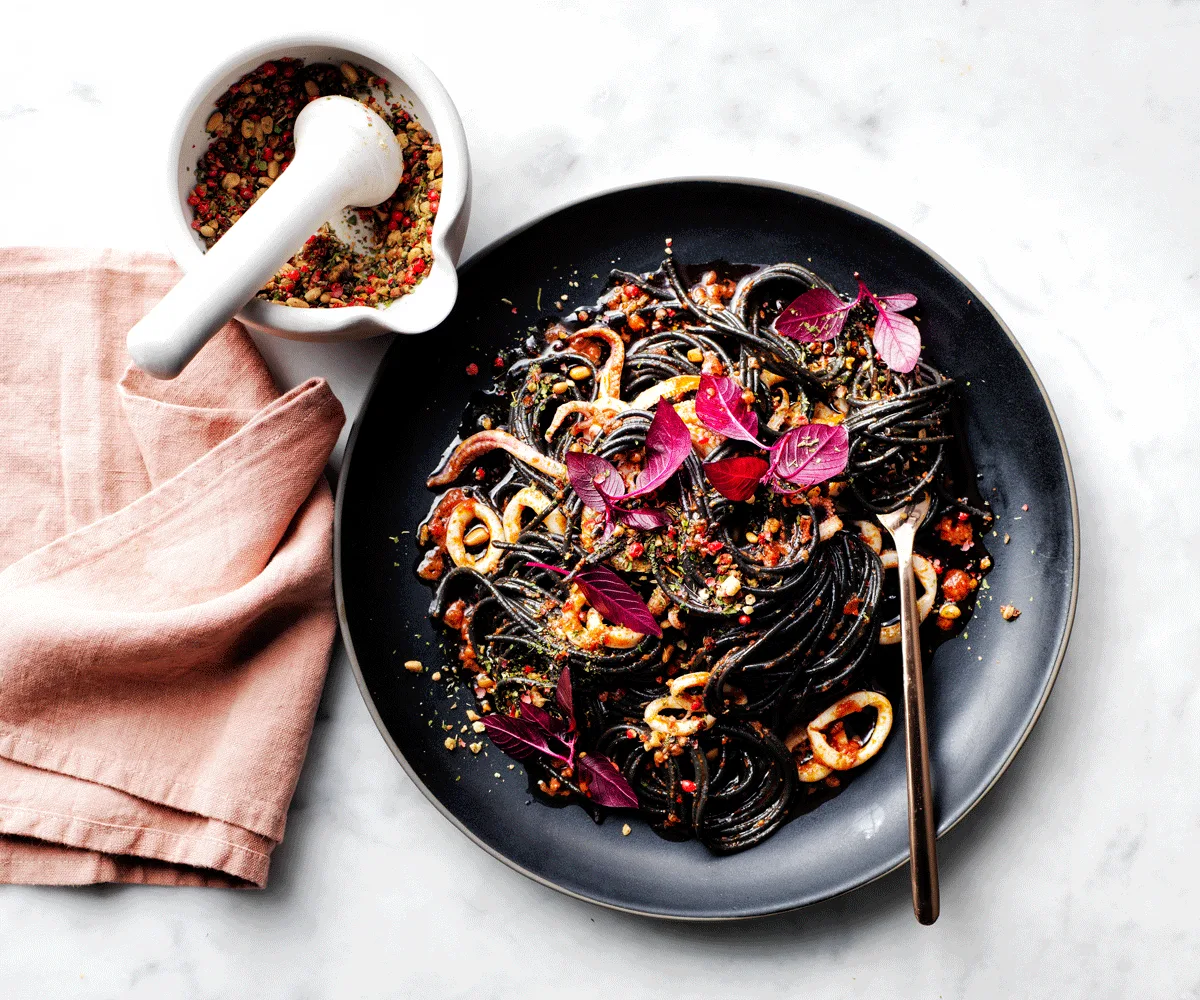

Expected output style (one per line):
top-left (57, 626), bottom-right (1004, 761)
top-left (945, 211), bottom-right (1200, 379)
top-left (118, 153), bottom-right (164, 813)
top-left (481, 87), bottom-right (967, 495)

top-left (2, 1), bottom-right (1198, 997)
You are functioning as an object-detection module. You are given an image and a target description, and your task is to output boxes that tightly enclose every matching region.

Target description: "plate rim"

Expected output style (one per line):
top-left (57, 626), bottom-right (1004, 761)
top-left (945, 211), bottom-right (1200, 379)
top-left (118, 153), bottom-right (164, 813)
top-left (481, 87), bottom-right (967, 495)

top-left (332, 175), bottom-right (1081, 921)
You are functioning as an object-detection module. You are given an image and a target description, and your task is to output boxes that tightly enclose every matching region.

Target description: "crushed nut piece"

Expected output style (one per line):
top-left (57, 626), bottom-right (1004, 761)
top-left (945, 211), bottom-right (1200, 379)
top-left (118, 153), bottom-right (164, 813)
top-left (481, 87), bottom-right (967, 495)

top-left (621, 824), bottom-right (632, 836)
top-left (404, 659), bottom-right (423, 673)
top-left (1000, 604), bottom-right (1021, 621)
top-left (443, 737), bottom-right (457, 750)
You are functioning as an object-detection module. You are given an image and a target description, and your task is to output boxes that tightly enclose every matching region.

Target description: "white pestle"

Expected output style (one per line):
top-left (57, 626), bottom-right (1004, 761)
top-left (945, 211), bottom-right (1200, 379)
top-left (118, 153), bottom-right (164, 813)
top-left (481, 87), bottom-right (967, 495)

top-left (128, 95), bottom-right (404, 379)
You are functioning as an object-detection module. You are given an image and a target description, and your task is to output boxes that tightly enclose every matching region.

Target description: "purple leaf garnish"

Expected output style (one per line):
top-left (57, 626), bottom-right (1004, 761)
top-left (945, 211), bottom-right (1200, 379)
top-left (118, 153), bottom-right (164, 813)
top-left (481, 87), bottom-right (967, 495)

top-left (480, 658), bottom-right (637, 811)
top-left (769, 423), bottom-right (850, 487)
top-left (525, 562), bottom-right (661, 637)
top-left (618, 507), bottom-right (672, 530)
top-left (573, 564), bottom-right (662, 637)
top-left (566, 449), bottom-right (670, 533)
top-left (566, 451), bottom-right (625, 513)
top-left (623, 401), bottom-right (692, 499)
top-left (775, 287), bottom-right (859, 343)
top-left (703, 455), bottom-right (770, 502)
top-left (481, 712), bottom-right (574, 766)
top-left (577, 752), bottom-right (639, 809)
top-left (870, 308), bottom-right (921, 374)
top-left (521, 700), bottom-right (566, 735)
top-left (878, 292), bottom-right (917, 311)
top-left (857, 280), bottom-right (921, 374)
top-left (555, 666), bottom-right (574, 722)
top-left (693, 374), bottom-right (763, 446)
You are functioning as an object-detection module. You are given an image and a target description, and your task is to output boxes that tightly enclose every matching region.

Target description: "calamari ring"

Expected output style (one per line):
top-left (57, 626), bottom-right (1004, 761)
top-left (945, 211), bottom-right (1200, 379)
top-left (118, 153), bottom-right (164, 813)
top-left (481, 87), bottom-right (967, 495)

top-left (445, 499), bottom-right (505, 575)
top-left (427, 430), bottom-right (567, 487)
top-left (783, 725), bottom-right (833, 783)
top-left (568, 326), bottom-right (625, 399)
top-left (668, 671), bottom-right (710, 697)
top-left (877, 550), bottom-right (937, 645)
top-left (503, 486), bottom-right (567, 541)
top-left (643, 695), bottom-right (716, 736)
top-left (559, 585), bottom-right (645, 650)
top-left (855, 520), bottom-right (883, 554)
top-left (807, 691), bottom-right (894, 771)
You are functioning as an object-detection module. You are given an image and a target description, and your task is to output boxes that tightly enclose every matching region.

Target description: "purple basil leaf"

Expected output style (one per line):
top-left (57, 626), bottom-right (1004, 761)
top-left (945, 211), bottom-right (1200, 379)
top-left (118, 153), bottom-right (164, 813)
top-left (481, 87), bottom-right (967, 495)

top-left (566, 451), bottom-right (624, 513)
top-left (871, 308), bottom-right (921, 374)
top-left (616, 506), bottom-right (672, 530)
top-left (703, 455), bottom-right (771, 502)
top-left (878, 292), bottom-right (917, 311)
top-left (555, 666), bottom-right (574, 723)
top-left (573, 563), bottom-right (662, 637)
top-left (481, 712), bottom-right (574, 766)
top-left (624, 401), bottom-right (692, 500)
top-left (774, 287), bottom-right (858, 343)
top-left (577, 752), bottom-right (639, 809)
top-left (769, 423), bottom-right (850, 487)
top-left (857, 281), bottom-right (922, 374)
top-left (693, 374), bottom-right (762, 446)
top-left (521, 700), bottom-right (567, 735)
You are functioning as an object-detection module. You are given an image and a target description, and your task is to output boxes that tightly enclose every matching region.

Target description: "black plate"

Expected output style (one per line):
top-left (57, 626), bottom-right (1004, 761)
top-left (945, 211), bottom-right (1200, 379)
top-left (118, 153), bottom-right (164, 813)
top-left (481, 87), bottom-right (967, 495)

top-left (335, 180), bottom-right (1079, 919)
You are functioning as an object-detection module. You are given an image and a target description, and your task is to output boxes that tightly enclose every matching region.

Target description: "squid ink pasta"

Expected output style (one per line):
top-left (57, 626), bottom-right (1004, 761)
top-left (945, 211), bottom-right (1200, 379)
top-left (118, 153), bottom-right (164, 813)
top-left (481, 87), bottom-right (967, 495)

top-left (414, 258), bottom-right (995, 854)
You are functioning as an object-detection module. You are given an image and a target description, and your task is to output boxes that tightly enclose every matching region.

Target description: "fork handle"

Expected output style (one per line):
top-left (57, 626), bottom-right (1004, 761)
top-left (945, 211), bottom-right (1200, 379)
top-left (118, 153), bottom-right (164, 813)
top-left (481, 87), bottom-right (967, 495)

top-left (895, 532), bottom-right (940, 924)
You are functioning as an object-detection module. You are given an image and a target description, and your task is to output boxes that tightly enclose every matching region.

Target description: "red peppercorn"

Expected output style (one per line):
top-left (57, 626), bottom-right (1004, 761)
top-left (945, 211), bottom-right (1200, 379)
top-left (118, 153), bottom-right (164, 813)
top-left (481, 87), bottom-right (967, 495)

top-left (627, 541), bottom-right (645, 559)
top-left (705, 540), bottom-right (724, 555)
top-left (465, 362), bottom-right (479, 376)
top-left (190, 220), bottom-right (202, 230)
top-left (625, 728), bottom-right (637, 739)
top-left (187, 194), bottom-right (200, 206)
top-left (473, 467), bottom-right (486, 481)
top-left (493, 356), bottom-right (504, 369)
top-left (680, 779), bottom-right (696, 793)
top-left (387, 221), bottom-right (399, 231)
top-left (738, 614), bottom-right (751, 625)
top-left (287, 270), bottom-right (300, 281)
top-left (262, 147), bottom-right (273, 159)
top-left (957, 511), bottom-right (969, 522)
top-left (240, 188), bottom-right (253, 200)
top-left (262, 62), bottom-right (277, 76)
top-left (412, 259), bottom-right (426, 275)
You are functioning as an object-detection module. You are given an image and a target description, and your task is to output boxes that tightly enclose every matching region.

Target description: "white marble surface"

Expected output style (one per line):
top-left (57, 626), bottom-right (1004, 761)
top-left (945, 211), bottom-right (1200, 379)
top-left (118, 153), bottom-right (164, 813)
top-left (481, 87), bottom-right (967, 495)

top-left (2, 1), bottom-right (1198, 996)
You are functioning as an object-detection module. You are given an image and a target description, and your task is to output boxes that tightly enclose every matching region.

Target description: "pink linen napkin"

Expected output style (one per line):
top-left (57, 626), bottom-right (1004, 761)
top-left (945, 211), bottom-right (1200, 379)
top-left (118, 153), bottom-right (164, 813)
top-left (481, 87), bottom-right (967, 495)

top-left (0, 248), bottom-right (345, 887)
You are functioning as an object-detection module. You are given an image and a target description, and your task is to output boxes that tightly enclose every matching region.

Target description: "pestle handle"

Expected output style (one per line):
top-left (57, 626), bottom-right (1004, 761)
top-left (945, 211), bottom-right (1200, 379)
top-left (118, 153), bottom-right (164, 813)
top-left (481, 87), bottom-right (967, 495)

top-left (128, 96), bottom-right (403, 379)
